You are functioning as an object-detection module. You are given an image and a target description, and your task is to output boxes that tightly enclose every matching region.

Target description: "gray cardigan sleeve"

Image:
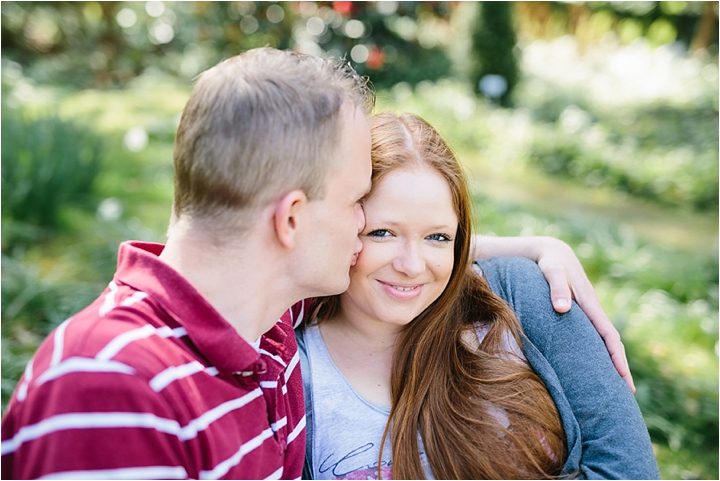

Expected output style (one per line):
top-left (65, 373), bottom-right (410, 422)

top-left (475, 257), bottom-right (659, 479)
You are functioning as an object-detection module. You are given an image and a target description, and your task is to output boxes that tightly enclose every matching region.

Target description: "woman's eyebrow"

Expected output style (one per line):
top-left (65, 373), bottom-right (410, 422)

top-left (369, 219), bottom-right (456, 231)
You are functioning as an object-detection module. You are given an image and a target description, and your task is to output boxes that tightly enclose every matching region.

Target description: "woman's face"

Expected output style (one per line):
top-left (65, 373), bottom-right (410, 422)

top-left (341, 165), bottom-right (458, 329)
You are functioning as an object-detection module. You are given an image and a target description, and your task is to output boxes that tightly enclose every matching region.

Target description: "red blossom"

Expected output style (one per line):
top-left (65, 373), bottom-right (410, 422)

top-left (332, 1), bottom-right (353, 16)
top-left (366, 46), bottom-right (385, 69)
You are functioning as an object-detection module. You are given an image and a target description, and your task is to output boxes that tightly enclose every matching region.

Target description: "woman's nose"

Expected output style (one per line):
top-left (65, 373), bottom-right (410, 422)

top-left (392, 241), bottom-right (425, 278)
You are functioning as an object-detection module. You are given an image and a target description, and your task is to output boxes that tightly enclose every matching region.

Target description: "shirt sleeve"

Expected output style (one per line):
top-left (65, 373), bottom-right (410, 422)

top-left (475, 257), bottom-right (660, 480)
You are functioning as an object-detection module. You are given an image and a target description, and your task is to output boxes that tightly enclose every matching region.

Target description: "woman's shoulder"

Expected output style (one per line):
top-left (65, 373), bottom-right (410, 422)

top-left (472, 257), bottom-right (590, 354)
top-left (473, 257), bottom-right (552, 312)
top-left (474, 256), bottom-right (546, 284)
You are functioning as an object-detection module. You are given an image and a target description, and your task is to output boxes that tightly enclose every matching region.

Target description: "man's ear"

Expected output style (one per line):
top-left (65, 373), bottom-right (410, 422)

top-left (273, 190), bottom-right (308, 249)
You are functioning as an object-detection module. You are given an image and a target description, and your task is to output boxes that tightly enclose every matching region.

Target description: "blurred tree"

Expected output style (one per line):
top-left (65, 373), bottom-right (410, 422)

top-left (0, 1), bottom-right (457, 89)
top-left (514, 2), bottom-right (718, 53)
top-left (583, 1), bottom-right (718, 49)
top-left (310, 1), bottom-right (455, 87)
top-left (690, 1), bottom-right (719, 52)
top-left (2, 1), bottom-right (717, 91)
top-left (470, 1), bottom-right (519, 107)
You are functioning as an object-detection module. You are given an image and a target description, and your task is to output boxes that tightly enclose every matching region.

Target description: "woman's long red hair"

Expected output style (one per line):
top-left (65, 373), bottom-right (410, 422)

top-left (315, 112), bottom-right (566, 479)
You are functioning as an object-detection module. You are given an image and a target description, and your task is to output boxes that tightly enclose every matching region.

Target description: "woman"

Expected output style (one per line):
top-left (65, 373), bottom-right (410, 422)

top-left (297, 113), bottom-right (658, 479)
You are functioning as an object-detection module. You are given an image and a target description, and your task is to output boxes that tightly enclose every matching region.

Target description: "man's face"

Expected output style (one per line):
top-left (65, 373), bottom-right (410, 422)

top-left (300, 103), bottom-right (372, 297)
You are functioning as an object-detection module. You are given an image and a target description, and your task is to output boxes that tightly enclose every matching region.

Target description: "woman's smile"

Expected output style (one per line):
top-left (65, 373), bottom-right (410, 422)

top-left (376, 280), bottom-right (425, 300)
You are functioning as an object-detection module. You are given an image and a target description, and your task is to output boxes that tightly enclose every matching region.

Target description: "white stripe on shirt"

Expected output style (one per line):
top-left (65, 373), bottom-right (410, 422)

top-left (287, 414), bottom-right (305, 444)
top-left (37, 466), bottom-right (189, 480)
top-left (264, 467), bottom-right (284, 480)
top-left (1, 412), bottom-right (180, 455)
top-left (284, 351), bottom-right (299, 382)
top-left (169, 326), bottom-right (188, 338)
top-left (149, 361), bottom-right (206, 392)
top-left (1, 389), bottom-right (265, 455)
top-left (179, 389), bottom-right (263, 440)
top-left (99, 285), bottom-right (148, 318)
top-left (96, 325), bottom-right (157, 361)
top-left (258, 348), bottom-right (286, 367)
top-left (50, 318), bottom-right (72, 368)
top-left (16, 357), bottom-right (34, 403)
top-left (99, 281), bottom-right (119, 317)
top-left (120, 291), bottom-right (148, 308)
top-left (34, 357), bottom-right (135, 386)
top-left (198, 428), bottom-right (274, 479)
top-left (295, 302), bottom-right (305, 329)
top-left (95, 325), bottom-right (187, 362)
top-left (270, 416), bottom-right (287, 433)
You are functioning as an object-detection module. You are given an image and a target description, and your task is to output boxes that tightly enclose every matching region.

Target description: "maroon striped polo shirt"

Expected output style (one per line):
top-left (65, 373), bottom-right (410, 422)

top-left (1, 241), bottom-right (307, 480)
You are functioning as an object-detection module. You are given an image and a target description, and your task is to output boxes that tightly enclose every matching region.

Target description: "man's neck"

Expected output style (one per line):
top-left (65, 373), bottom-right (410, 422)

top-left (159, 229), bottom-right (298, 344)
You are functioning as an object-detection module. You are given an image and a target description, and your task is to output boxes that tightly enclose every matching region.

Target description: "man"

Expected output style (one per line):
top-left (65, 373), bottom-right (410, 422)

top-left (1, 47), bottom-right (373, 480)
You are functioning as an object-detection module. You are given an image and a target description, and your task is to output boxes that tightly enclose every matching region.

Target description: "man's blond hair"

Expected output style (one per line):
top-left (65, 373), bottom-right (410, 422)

top-left (172, 47), bottom-right (374, 238)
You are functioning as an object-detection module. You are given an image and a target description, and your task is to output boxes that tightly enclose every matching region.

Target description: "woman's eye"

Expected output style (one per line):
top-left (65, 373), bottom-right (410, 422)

top-left (367, 229), bottom-right (391, 237)
top-left (427, 233), bottom-right (452, 242)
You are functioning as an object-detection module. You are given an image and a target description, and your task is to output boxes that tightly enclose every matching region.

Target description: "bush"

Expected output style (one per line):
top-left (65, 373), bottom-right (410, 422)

top-left (1, 252), bottom-right (103, 411)
top-left (1, 107), bottom-right (103, 230)
top-left (528, 114), bottom-right (719, 211)
top-left (628, 337), bottom-right (719, 479)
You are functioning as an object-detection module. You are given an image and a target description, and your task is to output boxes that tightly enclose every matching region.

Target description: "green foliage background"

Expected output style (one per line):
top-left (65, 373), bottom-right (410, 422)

top-left (1, 2), bottom-right (718, 479)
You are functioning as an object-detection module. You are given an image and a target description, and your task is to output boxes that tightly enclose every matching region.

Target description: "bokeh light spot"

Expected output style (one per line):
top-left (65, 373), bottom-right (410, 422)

top-left (344, 19), bottom-right (365, 39)
top-left (116, 8), bottom-right (138, 29)
top-left (266, 4), bottom-right (285, 23)
top-left (306, 17), bottom-right (326, 36)
top-left (350, 44), bottom-right (369, 63)
top-left (240, 15), bottom-right (259, 34)
top-left (145, 1), bottom-right (164, 18)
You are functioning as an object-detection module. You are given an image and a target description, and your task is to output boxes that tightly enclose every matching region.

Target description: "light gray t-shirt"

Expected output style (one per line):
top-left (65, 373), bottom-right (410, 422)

top-left (300, 323), bottom-right (394, 480)
top-left (300, 322), bottom-right (520, 480)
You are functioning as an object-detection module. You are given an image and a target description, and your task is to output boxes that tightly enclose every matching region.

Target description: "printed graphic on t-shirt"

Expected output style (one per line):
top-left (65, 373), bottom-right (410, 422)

top-left (318, 442), bottom-right (393, 480)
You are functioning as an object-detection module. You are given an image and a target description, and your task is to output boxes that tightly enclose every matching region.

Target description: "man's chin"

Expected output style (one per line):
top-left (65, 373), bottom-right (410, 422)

top-left (309, 272), bottom-right (351, 298)
top-left (326, 275), bottom-right (351, 297)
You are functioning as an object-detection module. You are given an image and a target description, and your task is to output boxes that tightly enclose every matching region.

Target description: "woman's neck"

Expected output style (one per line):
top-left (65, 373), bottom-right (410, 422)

top-left (319, 306), bottom-right (402, 407)
top-left (327, 312), bottom-right (399, 352)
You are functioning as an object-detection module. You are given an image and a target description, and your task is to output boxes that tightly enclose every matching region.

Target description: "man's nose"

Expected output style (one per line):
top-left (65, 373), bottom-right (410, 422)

top-left (355, 203), bottom-right (365, 233)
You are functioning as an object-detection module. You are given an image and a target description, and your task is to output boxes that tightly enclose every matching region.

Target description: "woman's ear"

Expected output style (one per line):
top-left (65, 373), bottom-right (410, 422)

top-left (273, 190), bottom-right (308, 249)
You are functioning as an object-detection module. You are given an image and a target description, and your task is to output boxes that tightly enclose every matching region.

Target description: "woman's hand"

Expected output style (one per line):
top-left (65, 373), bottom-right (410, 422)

top-left (473, 235), bottom-right (635, 393)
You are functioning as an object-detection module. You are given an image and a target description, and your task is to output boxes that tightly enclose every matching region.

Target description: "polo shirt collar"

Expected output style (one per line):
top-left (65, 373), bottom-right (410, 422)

top-left (114, 241), bottom-right (260, 375)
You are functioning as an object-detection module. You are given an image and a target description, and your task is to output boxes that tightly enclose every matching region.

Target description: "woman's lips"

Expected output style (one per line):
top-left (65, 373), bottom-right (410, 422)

top-left (377, 280), bottom-right (424, 300)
